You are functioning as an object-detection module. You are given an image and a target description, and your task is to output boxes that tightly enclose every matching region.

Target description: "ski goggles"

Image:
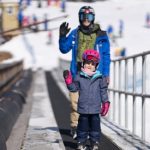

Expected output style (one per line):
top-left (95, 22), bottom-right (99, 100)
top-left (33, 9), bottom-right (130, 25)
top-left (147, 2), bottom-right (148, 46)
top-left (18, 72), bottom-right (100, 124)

top-left (83, 55), bottom-right (99, 64)
top-left (80, 13), bottom-right (94, 22)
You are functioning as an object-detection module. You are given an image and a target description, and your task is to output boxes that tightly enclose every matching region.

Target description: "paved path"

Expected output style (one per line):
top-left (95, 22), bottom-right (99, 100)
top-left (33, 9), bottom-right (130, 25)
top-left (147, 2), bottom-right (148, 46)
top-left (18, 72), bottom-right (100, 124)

top-left (22, 70), bottom-right (65, 150)
top-left (6, 69), bottom-right (150, 150)
top-left (7, 69), bottom-right (121, 150)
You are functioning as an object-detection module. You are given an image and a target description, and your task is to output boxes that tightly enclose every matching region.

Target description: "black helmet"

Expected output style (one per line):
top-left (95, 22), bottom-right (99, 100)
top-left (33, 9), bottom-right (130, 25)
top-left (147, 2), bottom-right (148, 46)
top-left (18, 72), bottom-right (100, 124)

top-left (78, 6), bottom-right (95, 24)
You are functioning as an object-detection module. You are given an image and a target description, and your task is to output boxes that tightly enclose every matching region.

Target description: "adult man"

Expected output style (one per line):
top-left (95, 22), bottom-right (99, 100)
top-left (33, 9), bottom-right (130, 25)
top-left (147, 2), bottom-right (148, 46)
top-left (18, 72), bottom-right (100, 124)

top-left (59, 6), bottom-right (110, 139)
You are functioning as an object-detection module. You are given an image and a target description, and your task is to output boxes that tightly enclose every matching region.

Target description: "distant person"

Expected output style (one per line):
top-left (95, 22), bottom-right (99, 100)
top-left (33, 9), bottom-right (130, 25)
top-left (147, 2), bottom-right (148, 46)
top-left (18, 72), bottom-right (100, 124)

top-left (47, 0), bottom-right (51, 6)
top-left (59, 6), bottom-right (110, 140)
top-left (61, 0), bottom-right (66, 12)
top-left (107, 24), bottom-right (113, 38)
top-left (37, 0), bottom-right (42, 8)
top-left (120, 47), bottom-right (126, 57)
top-left (27, 0), bottom-right (31, 6)
top-left (146, 12), bottom-right (150, 28)
top-left (114, 47), bottom-right (126, 57)
top-left (43, 13), bottom-right (48, 31)
top-left (63, 49), bottom-right (110, 150)
top-left (118, 19), bottom-right (124, 37)
top-left (22, 16), bottom-right (29, 27)
top-left (47, 30), bottom-right (52, 44)
top-left (32, 14), bottom-right (38, 32)
top-left (19, 0), bottom-right (23, 6)
top-left (18, 8), bottom-right (23, 28)
top-left (107, 24), bottom-right (116, 45)
top-left (55, 0), bottom-right (59, 6)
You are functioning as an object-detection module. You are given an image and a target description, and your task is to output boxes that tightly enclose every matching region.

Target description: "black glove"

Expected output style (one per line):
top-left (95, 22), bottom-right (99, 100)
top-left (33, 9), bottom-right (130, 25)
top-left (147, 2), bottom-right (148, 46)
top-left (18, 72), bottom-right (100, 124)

top-left (59, 22), bottom-right (71, 37)
top-left (104, 76), bottom-right (110, 85)
top-left (63, 70), bottom-right (70, 79)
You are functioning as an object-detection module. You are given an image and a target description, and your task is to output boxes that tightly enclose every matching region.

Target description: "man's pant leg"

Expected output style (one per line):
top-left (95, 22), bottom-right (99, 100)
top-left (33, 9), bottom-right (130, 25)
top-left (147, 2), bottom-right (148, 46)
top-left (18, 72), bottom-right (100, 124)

top-left (69, 92), bottom-right (79, 127)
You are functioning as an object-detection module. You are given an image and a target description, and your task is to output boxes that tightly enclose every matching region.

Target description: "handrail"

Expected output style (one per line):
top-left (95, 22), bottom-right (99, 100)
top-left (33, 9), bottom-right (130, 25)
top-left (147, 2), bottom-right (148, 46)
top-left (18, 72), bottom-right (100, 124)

top-left (108, 88), bottom-right (150, 97)
top-left (111, 50), bottom-right (150, 61)
top-left (109, 50), bottom-right (150, 143)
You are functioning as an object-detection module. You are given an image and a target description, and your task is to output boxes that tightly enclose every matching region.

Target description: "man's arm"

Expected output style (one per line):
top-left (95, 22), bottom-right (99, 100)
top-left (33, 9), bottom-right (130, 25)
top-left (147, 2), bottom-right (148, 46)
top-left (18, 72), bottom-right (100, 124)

top-left (59, 22), bottom-right (73, 53)
top-left (102, 35), bottom-right (111, 84)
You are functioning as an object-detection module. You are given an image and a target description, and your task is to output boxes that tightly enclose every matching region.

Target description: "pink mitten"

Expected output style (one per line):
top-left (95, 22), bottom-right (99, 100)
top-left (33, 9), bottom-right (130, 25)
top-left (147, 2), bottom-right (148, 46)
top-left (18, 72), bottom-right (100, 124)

top-left (63, 70), bottom-right (72, 85)
top-left (100, 101), bottom-right (110, 116)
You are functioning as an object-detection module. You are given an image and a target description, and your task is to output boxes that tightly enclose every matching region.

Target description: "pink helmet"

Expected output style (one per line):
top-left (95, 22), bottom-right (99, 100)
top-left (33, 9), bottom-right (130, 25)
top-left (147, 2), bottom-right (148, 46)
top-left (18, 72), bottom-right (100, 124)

top-left (82, 49), bottom-right (100, 63)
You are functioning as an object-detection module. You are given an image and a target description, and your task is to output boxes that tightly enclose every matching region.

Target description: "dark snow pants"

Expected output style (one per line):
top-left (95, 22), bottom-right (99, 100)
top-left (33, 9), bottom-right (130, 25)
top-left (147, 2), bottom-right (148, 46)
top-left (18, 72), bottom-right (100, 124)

top-left (77, 114), bottom-right (101, 143)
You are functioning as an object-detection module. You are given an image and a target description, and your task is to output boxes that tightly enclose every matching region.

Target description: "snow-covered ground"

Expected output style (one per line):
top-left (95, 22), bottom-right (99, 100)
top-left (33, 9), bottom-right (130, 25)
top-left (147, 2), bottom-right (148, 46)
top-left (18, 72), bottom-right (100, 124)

top-left (1, 0), bottom-right (150, 67)
top-left (0, 0), bottom-right (150, 143)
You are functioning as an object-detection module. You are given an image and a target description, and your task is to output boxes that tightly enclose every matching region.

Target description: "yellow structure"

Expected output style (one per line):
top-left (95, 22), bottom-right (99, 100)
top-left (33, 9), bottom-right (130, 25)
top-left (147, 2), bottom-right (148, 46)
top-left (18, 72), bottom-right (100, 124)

top-left (0, 1), bottom-right (19, 36)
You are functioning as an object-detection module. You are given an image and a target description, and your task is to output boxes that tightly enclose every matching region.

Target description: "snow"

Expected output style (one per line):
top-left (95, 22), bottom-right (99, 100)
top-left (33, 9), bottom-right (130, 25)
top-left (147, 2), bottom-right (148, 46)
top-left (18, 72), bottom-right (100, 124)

top-left (1, 0), bottom-right (150, 69)
top-left (0, 0), bottom-right (150, 144)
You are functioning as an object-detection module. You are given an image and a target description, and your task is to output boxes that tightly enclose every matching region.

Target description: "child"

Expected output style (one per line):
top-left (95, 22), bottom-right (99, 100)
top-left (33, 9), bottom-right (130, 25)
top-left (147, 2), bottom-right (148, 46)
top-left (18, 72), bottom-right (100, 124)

top-left (63, 49), bottom-right (110, 150)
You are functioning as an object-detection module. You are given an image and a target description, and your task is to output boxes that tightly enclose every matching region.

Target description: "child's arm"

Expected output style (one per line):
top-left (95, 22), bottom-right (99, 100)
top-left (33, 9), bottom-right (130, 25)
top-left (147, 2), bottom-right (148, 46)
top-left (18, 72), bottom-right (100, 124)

top-left (100, 77), bottom-right (110, 116)
top-left (63, 70), bottom-right (79, 92)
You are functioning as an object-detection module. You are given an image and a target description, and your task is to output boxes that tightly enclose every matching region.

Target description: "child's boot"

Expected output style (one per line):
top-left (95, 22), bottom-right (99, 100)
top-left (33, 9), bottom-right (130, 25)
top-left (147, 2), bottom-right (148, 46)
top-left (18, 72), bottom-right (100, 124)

top-left (90, 141), bottom-right (100, 150)
top-left (76, 141), bottom-right (87, 150)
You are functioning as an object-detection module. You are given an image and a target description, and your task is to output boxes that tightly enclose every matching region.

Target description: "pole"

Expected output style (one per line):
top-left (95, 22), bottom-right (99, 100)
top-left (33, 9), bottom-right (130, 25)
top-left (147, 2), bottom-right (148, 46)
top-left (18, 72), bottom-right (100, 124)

top-left (0, 14), bottom-right (68, 35)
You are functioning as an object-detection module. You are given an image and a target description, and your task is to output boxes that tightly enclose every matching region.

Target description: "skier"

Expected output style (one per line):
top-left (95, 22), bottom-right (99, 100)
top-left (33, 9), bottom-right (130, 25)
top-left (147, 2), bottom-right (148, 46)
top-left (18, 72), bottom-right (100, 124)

top-left (37, 0), bottom-right (42, 8)
top-left (47, 30), bottom-right (52, 44)
top-left (43, 13), bottom-right (48, 31)
top-left (22, 16), bottom-right (29, 27)
top-left (146, 12), bottom-right (150, 28)
top-left (47, 0), bottom-right (51, 6)
top-left (107, 24), bottom-right (114, 38)
top-left (118, 19), bottom-right (124, 37)
top-left (61, 0), bottom-right (66, 12)
top-left (59, 6), bottom-right (110, 139)
top-left (107, 24), bottom-right (116, 45)
top-left (27, 0), bottom-right (31, 6)
top-left (63, 49), bottom-right (110, 150)
top-left (19, 0), bottom-right (23, 6)
top-left (32, 14), bottom-right (38, 32)
top-left (17, 8), bottom-right (24, 28)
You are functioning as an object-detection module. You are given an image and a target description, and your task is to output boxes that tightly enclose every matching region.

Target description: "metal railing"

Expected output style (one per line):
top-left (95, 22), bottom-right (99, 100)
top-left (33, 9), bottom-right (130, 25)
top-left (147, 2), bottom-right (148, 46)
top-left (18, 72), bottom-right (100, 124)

top-left (109, 51), bottom-right (150, 142)
top-left (58, 51), bottom-right (150, 144)
top-left (0, 60), bottom-right (23, 95)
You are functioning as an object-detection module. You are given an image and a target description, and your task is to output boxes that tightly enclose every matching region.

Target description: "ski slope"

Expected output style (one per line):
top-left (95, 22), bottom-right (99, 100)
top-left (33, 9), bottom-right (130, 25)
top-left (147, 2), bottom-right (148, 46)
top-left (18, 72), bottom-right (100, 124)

top-left (1, 0), bottom-right (150, 69)
top-left (0, 0), bottom-right (150, 143)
